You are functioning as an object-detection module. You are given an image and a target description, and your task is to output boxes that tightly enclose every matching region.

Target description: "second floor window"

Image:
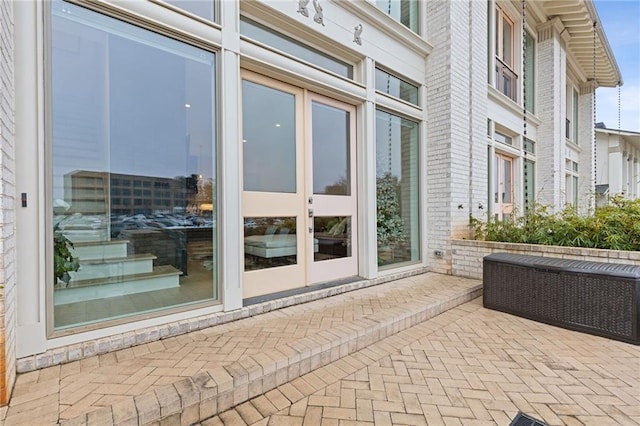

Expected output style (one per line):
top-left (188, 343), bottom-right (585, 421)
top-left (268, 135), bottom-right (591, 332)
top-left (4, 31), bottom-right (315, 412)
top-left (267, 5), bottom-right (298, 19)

top-left (524, 31), bottom-right (535, 113)
top-left (566, 87), bottom-right (579, 143)
top-left (495, 7), bottom-right (517, 102)
top-left (375, 0), bottom-right (419, 33)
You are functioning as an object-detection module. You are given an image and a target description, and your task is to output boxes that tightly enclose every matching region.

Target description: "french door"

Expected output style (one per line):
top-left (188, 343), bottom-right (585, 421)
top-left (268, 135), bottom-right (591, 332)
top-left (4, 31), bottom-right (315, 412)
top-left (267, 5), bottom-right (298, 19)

top-left (241, 72), bottom-right (357, 299)
top-left (494, 152), bottom-right (514, 220)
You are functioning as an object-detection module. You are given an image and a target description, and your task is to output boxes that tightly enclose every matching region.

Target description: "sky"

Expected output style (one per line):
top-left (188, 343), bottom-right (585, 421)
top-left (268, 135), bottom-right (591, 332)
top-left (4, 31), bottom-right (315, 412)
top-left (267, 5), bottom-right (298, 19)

top-left (593, 0), bottom-right (640, 132)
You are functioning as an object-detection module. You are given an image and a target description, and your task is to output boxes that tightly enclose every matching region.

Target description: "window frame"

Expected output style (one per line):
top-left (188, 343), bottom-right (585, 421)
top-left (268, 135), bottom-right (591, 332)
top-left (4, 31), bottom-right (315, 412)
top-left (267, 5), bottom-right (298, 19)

top-left (45, 0), bottom-right (222, 336)
top-left (565, 160), bottom-right (579, 207)
top-left (495, 6), bottom-right (515, 69)
top-left (494, 5), bottom-right (518, 102)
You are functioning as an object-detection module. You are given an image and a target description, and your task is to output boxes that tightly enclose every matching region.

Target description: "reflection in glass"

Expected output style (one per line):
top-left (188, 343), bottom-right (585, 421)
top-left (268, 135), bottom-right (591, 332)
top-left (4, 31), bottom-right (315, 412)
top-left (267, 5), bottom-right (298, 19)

top-left (524, 159), bottom-right (535, 209)
top-left (163, 0), bottom-right (215, 22)
top-left (375, 110), bottom-right (420, 267)
top-left (242, 81), bottom-right (296, 193)
top-left (244, 217), bottom-right (297, 271)
top-left (375, 68), bottom-right (419, 106)
top-left (503, 159), bottom-right (512, 203)
top-left (312, 102), bottom-right (350, 195)
top-left (314, 217), bottom-right (351, 261)
top-left (51, 1), bottom-right (216, 330)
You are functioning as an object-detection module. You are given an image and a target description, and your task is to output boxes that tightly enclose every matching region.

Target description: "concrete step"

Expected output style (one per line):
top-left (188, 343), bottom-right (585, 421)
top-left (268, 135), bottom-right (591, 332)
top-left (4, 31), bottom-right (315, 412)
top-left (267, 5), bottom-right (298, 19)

top-left (54, 265), bottom-right (181, 305)
top-left (70, 239), bottom-right (129, 261)
top-left (68, 253), bottom-right (156, 281)
top-left (62, 227), bottom-right (109, 243)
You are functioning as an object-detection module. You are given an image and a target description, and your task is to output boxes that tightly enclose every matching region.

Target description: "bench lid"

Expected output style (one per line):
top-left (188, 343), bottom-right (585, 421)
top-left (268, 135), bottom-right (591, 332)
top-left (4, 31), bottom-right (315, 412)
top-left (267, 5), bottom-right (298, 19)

top-left (484, 252), bottom-right (640, 279)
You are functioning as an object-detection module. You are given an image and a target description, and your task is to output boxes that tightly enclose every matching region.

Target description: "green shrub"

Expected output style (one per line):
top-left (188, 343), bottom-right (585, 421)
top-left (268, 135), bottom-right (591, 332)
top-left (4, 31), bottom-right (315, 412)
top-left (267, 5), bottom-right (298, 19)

top-left (469, 196), bottom-right (640, 251)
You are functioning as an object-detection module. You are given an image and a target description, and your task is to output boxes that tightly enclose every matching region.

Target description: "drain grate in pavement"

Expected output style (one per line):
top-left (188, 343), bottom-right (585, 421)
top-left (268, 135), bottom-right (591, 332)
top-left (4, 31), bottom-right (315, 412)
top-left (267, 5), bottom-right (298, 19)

top-left (509, 412), bottom-right (548, 426)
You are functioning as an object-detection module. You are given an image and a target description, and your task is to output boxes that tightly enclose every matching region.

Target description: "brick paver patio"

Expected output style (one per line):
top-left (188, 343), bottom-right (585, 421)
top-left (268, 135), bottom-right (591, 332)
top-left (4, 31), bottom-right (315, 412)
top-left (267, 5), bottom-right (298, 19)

top-left (202, 299), bottom-right (640, 426)
top-left (2, 271), bottom-right (639, 425)
top-left (1, 273), bottom-right (481, 425)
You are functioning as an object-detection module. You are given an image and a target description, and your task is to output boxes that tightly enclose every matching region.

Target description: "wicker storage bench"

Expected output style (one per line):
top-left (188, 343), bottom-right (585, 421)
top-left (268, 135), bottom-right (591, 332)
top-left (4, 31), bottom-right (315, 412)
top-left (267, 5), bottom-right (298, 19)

top-left (483, 253), bottom-right (639, 345)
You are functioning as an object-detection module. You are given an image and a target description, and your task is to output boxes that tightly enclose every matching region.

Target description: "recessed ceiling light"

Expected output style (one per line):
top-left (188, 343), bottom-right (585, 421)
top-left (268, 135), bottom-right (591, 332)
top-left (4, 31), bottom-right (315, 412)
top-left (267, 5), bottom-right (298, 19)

top-left (275, 123), bottom-right (281, 127)
top-left (185, 103), bottom-right (191, 108)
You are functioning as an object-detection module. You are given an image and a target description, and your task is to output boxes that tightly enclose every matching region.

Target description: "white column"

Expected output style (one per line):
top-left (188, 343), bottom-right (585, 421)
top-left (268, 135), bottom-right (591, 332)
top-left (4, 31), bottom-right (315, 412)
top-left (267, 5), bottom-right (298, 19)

top-left (578, 82), bottom-right (595, 213)
top-left (534, 18), bottom-right (569, 211)
top-left (219, 1), bottom-right (243, 310)
top-left (358, 57), bottom-right (377, 279)
top-left (15, 0), bottom-right (47, 357)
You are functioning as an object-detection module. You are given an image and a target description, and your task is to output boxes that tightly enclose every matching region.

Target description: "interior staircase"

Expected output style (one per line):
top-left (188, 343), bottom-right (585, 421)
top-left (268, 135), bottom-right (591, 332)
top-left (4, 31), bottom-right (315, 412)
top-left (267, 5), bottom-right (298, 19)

top-left (55, 235), bottom-right (181, 305)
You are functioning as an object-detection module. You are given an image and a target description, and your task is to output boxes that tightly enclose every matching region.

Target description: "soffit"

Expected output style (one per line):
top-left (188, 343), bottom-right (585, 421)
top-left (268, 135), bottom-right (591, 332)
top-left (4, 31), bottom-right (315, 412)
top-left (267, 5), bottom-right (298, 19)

top-left (539, 0), bottom-right (622, 87)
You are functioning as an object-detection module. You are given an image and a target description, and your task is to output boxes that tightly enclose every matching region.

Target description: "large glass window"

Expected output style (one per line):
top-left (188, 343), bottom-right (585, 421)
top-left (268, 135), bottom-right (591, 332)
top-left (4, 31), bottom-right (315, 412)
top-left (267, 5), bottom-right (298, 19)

top-left (51, 1), bottom-right (217, 329)
top-left (375, 0), bottom-right (419, 33)
top-left (375, 111), bottom-right (420, 267)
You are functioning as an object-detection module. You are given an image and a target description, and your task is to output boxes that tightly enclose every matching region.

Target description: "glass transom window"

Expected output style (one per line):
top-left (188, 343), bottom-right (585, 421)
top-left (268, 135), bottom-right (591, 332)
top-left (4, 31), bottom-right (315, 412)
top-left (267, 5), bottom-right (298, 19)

top-left (163, 0), bottom-right (216, 22)
top-left (51, 1), bottom-right (217, 330)
top-left (240, 16), bottom-right (353, 79)
top-left (375, 68), bottom-right (419, 106)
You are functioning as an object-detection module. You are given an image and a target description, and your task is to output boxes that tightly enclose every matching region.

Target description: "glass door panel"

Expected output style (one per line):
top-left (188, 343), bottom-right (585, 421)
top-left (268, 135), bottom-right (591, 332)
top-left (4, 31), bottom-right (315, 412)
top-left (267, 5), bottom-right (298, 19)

top-left (308, 95), bottom-right (358, 284)
top-left (313, 216), bottom-right (351, 261)
top-left (243, 80), bottom-right (296, 193)
top-left (312, 102), bottom-right (350, 195)
top-left (241, 72), bottom-right (305, 298)
top-left (495, 153), bottom-right (514, 220)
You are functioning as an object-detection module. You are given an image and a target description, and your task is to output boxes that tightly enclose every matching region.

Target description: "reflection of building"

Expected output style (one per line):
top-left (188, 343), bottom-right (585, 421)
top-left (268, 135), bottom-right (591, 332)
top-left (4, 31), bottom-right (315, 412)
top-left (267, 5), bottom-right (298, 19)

top-left (64, 171), bottom-right (191, 216)
top-left (595, 123), bottom-right (640, 203)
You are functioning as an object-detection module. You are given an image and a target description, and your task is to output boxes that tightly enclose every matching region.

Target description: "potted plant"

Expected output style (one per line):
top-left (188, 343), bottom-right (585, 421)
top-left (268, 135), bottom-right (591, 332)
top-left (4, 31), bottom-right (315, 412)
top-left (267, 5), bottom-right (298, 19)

top-left (54, 224), bottom-right (79, 286)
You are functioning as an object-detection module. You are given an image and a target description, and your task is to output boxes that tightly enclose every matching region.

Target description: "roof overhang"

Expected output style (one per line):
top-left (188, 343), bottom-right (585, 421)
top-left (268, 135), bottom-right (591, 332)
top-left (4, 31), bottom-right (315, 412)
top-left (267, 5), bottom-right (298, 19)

top-left (539, 0), bottom-right (622, 88)
top-left (596, 127), bottom-right (640, 147)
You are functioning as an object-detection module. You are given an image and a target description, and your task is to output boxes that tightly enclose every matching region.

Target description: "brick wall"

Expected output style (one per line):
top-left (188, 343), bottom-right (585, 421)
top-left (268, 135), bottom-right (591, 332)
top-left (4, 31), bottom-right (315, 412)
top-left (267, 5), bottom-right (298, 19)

top-left (451, 239), bottom-right (640, 280)
top-left (425, 1), bottom-right (487, 274)
top-left (0, 0), bottom-right (16, 405)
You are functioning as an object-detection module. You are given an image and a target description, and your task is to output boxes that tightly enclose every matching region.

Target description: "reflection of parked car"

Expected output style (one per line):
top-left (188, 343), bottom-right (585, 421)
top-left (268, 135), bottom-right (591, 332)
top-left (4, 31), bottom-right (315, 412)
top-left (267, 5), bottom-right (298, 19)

top-left (106, 213), bottom-right (214, 237)
top-left (110, 218), bottom-right (150, 238)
